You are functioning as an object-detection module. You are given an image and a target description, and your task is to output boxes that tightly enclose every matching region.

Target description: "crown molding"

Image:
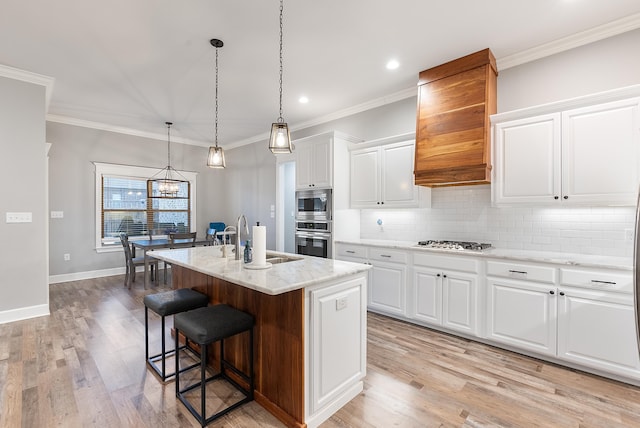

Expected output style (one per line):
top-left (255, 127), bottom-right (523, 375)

top-left (224, 86), bottom-right (417, 150)
top-left (46, 114), bottom-right (211, 147)
top-left (497, 12), bottom-right (640, 71)
top-left (0, 63), bottom-right (55, 111)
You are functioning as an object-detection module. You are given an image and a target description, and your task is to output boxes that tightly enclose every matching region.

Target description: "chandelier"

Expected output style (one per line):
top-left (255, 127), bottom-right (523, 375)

top-left (147, 122), bottom-right (189, 198)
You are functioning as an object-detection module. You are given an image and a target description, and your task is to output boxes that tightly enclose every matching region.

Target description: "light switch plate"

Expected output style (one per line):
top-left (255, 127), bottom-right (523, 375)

top-left (6, 212), bottom-right (32, 223)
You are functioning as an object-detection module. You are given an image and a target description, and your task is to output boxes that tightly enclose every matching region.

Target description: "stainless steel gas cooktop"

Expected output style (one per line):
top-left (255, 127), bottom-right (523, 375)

top-left (416, 240), bottom-right (492, 251)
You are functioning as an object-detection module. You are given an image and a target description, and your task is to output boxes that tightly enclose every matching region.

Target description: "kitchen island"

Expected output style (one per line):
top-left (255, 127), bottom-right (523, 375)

top-left (150, 246), bottom-right (371, 428)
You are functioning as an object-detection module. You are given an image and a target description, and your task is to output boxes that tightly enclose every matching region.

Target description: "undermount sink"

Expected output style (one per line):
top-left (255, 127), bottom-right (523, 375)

top-left (265, 253), bottom-right (303, 264)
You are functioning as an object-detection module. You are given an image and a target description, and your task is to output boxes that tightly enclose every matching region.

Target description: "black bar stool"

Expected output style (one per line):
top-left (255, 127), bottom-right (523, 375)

top-left (143, 288), bottom-right (209, 382)
top-left (174, 304), bottom-right (254, 427)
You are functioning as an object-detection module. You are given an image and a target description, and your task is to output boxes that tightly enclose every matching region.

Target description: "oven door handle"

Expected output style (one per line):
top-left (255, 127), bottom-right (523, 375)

top-left (295, 232), bottom-right (331, 239)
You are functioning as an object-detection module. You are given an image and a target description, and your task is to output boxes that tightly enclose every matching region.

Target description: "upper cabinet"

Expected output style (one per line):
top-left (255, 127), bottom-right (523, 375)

top-left (295, 138), bottom-right (332, 189)
top-left (350, 135), bottom-right (430, 209)
top-left (415, 48), bottom-right (497, 187)
top-left (493, 88), bottom-right (640, 206)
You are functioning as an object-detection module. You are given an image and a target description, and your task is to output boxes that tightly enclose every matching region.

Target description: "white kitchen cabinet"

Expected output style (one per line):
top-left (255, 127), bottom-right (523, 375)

top-left (308, 274), bottom-right (367, 417)
top-left (335, 243), bottom-right (408, 317)
top-left (492, 92), bottom-right (640, 206)
top-left (350, 138), bottom-right (428, 208)
top-left (412, 252), bottom-right (479, 336)
top-left (557, 267), bottom-right (640, 379)
top-left (486, 260), bottom-right (558, 355)
top-left (296, 138), bottom-right (332, 189)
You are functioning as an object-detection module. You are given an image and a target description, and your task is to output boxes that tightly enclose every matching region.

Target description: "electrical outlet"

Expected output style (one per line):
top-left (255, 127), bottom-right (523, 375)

top-left (50, 211), bottom-right (64, 219)
top-left (336, 297), bottom-right (348, 311)
top-left (6, 212), bottom-right (32, 223)
top-left (625, 229), bottom-right (634, 241)
top-left (63, 253), bottom-right (71, 261)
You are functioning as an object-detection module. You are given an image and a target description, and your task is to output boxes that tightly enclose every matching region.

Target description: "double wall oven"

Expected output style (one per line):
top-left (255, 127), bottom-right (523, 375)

top-left (295, 189), bottom-right (332, 258)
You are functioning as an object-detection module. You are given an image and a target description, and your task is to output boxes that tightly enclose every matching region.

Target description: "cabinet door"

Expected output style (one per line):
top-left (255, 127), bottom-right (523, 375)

top-left (442, 272), bottom-right (477, 335)
top-left (557, 287), bottom-right (640, 379)
top-left (486, 278), bottom-right (557, 356)
top-left (368, 260), bottom-right (406, 316)
top-left (310, 139), bottom-right (332, 188)
top-left (562, 98), bottom-right (640, 205)
top-left (350, 147), bottom-right (380, 208)
top-left (381, 141), bottom-right (418, 207)
top-left (413, 266), bottom-right (442, 325)
top-left (296, 141), bottom-right (313, 189)
top-left (310, 275), bottom-right (367, 413)
top-left (493, 113), bottom-right (561, 205)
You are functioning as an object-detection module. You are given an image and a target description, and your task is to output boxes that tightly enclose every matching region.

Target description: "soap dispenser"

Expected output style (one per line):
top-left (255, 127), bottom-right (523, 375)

top-left (244, 239), bottom-right (253, 264)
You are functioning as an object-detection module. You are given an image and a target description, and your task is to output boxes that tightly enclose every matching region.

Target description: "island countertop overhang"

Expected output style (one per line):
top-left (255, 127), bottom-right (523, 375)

top-left (149, 246), bottom-right (371, 295)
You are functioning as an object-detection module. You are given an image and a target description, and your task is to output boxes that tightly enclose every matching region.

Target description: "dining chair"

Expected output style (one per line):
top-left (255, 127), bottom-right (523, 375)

top-left (169, 232), bottom-right (198, 249)
top-left (119, 233), bottom-right (158, 289)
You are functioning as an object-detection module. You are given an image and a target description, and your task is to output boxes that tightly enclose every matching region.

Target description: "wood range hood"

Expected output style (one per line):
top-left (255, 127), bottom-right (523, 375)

top-left (414, 48), bottom-right (498, 187)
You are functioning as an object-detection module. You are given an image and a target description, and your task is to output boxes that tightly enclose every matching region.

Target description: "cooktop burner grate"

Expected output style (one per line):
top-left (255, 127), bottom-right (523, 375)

top-left (417, 240), bottom-right (492, 251)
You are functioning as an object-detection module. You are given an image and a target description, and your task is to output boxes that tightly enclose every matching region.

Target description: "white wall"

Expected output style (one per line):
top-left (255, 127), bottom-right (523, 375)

top-left (0, 76), bottom-right (49, 322)
top-left (46, 122), bottom-right (223, 277)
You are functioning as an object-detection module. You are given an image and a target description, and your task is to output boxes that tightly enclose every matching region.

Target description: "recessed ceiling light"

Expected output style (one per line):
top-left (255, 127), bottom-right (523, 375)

top-left (386, 59), bottom-right (399, 70)
top-left (299, 96), bottom-right (309, 104)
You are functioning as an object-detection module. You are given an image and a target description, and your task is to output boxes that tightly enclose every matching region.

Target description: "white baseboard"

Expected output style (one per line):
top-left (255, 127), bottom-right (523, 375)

top-left (49, 264), bottom-right (169, 285)
top-left (0, 303), bottom-right (50, 325)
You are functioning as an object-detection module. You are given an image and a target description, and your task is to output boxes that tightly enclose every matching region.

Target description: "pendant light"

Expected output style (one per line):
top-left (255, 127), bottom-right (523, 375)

top-left (269, 0), bottom-right (293, 154)
top-left (148, 122), bottom-right (189, 198)
top-left (207, 38), bottom-right (226, 168)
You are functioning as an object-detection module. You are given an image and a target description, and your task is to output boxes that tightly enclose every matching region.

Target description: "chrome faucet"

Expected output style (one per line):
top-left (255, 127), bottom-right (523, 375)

top-left (235, 215), bottom-right (249, 260)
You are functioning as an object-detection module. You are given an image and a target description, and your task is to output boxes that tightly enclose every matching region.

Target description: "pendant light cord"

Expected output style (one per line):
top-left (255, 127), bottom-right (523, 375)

top-left (166, 122), bottom-right (172, 168)
top-left (215, 46), bottom-right (219, 148)
top-left (278, 0), bottom-right (284, 122)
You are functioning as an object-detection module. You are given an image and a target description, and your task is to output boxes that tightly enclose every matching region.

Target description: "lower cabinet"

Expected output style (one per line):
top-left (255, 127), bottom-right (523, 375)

top-left (413, 253), bottom-right (479, 336)
top-left (487, 260), bottom-right (640, 381)
top-left (307, 274), bottom-right (367, 418)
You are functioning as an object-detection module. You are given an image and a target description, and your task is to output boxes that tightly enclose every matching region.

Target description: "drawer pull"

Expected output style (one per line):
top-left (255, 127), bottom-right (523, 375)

top-left (591, 280), bottom-right (616, 285)
top-left (380, 254), bottom-right (392, 258)
top-left (345, 250), bottom-right (355, 254)
top-left (508, 270), bottom-right (528, 275)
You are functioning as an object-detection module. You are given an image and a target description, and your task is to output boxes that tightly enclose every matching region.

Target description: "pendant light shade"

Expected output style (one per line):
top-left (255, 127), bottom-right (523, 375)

top-left (207, 38), bottom-right (226, 168)
top-left (148, 122), bottom-right (189, 199)
top-left (269, 121), bottom-right (292, 153)
top-left (207, 145), bottom-right (226, 167)
top-left (269, 0), bottom-right (293, 154)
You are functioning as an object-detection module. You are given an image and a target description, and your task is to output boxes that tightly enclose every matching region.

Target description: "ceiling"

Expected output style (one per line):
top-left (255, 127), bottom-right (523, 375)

top-left (2, 0), bottom-right (640, 148)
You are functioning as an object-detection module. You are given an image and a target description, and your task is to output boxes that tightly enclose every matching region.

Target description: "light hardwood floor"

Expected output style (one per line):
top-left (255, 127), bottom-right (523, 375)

top-left (2, 274), bottom-right (640, 427)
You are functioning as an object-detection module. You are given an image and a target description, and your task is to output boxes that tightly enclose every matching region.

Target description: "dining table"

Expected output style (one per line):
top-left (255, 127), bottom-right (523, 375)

top-left (131, 238), bottom-right (210, 288)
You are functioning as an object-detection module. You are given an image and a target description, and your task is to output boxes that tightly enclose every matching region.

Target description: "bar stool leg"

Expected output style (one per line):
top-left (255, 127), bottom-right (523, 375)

top-left (201, 343), bottom-right (207, 426)
top-left (161, 315), bottom-right (166, 378)
top-left (175, 327), bottom-right (180, 395)
top-left (145, 307), bottom-right (149, 361)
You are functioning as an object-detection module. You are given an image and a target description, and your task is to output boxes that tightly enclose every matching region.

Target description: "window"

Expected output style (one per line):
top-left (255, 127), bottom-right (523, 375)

top-left (94, 163), bottom-right (197, 252)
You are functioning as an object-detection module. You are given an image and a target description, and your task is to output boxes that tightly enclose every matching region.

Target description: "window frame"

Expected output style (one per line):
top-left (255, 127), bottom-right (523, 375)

top-left (94, 162), bottom-right (197, 253)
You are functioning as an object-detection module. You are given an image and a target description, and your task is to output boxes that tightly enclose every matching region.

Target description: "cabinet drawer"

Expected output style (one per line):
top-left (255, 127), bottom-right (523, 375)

top-left (336, 244), bottom-right (367, 259)
top-left (413, 252), bottom-right (478, 273)
top-left (369, 248), bottom-right (408, 264)
top-left (487, 260), bottom-right (556, 284)
top-left (560, 268), bottom-right (632, 293)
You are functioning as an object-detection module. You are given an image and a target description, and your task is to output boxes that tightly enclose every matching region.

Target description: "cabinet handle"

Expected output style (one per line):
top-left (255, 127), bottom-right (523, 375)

top-left (437, 273), bottom-right (441, 277)
top-left (591, 280), bottom-right (616, 285)
top-left (345, 250), bottom-right (355, 254)
top-left (443, 274), bottom-right (447, 278)
top-left (563, 195), bottom-right (568, 200)
top-left (549, 290), bottom-right (555, 295)
top-left (381, 201), bottom-right (385, 204)
top-left (380, 254), bottom-right (392, 258)
top-left (377, 202), bottom-right (381, 205)
top-left (554, 196), bottom-right (559, 200)
top-left (559, 291), bottom-right (565, 296)
top-left (508, 270), bottom-right (527, 275)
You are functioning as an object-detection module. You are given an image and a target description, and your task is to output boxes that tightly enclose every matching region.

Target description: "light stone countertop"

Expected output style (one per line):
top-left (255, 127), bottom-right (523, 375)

top-left (150, 246), bottom-right (372, 295)
top-left (335, 239), bottom-right (633, 271)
